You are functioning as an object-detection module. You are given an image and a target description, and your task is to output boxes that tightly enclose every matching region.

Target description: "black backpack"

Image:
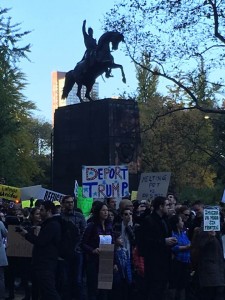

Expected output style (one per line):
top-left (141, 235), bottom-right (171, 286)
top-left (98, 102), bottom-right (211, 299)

top-left (58, 217), bottom-right (80, 259)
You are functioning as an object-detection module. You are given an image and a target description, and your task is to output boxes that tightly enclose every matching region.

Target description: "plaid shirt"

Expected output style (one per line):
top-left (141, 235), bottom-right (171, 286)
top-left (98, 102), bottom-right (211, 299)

top-left (172, 231), bottom-right (191, 263)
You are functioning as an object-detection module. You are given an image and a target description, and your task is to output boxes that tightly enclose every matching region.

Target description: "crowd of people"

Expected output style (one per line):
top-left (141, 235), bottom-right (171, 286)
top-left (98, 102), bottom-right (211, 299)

top-left (0, 195), bottom-right (224, 300)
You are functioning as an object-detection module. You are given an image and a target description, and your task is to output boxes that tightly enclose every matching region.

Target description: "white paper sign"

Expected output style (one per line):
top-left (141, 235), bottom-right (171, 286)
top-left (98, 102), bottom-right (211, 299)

top-left (137, 172), bottom-right (171, 201)
top-left (203, 207), bottom-right (220, 231)
top-left (82, 165), bottom-right (129, 198)
top-left (37, 188), bottom-right (65, 202)
top-left (99, 235), bottom-right (112, 245)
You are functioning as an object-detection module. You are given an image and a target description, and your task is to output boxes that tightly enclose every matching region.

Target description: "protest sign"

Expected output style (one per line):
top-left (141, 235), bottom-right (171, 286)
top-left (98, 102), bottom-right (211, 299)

top-left (77, 186), bottom-right (93, 217)
top-left (82, 165), bottom-right (129, 198)
top-left (37, 188), bottom-right (65, 202)
top-left (20, 185), bottom-right (42, 201)
top-left (131, 191), bottom-right (138, 201)
top-left (0, 184), bottom-right (21, 201)
top-left (98, 244), bottom-right (114, 289)
top-left (6, 225), bottom-right (33, 257)
top-left (137, 172), bottom-right (171, 201)
top-left (203, 207), bottom-right (220, 231)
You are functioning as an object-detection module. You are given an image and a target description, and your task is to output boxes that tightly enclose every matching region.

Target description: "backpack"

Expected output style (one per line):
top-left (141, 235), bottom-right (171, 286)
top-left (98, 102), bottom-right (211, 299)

top-left (58, 217), bottom-right (80, 260)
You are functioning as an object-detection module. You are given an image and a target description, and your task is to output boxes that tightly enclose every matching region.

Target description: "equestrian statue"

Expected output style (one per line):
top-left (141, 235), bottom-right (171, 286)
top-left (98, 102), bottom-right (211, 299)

top-left (62, 20), bottom-right (126, 102)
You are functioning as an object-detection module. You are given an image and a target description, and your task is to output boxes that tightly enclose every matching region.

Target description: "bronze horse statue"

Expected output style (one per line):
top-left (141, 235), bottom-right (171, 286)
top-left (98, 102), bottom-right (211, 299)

top-left (62, 31), bottom-right (126, 102)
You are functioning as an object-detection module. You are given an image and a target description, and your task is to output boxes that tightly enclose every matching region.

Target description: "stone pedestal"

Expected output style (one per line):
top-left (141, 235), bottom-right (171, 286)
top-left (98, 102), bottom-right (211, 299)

top-left (53, 99), bottom-right (141, 195)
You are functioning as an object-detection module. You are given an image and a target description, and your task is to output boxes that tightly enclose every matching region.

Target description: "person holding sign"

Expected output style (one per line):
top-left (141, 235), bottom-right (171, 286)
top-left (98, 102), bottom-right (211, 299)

top-left (82, 202), bottom-right (113, 300)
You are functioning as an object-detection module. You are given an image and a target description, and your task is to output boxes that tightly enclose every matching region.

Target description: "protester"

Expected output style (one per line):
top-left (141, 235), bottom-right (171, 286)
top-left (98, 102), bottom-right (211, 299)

top-left (140, 196), bottom-right (177, 300)
top-left (169, 214), bottom-right (191, 300)
top-left (82, 202), bottom-right (113, 300)
top-left (113, 207), bottom-right (135, 259)
top-left (191, 228), bottom-right (225, 300)
top-left (112, 234), bottom-right (132, 300)
top-left (21, 201), bottom-right (62, 300)
top-left (20, 207), bottom-right (41, 300)
top-left (108, 208), bottom-right (116, 224)
top-left (189, 201), bottom-right (204, 240)
top-left (59, 195), bottom-right (86, 300)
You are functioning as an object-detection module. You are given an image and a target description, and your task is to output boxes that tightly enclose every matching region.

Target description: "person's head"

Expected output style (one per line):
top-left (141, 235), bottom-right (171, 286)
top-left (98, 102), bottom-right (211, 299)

top-left (54, 205), bottom-right (62, 214)
top-left (192, 200), bottom-right (204, 217)
top-left (170, 214), bottom-right (184, 233)
top-left (88, 27), bottom-right (93, 36)
top-left (35, 199), bottom-right (44, 208)
top-left (29, 207), bottom-right (41, 225)
top-left (108, 208), bottom-right (116, 223)
top-left (92, 202), bottom-right (108, 222)
top-left (178, 205), bottom-right (191, 223)
top-left (167, 193), bottom-right (177, 210)
top-left (133, 200), bottom-right (146, 216)
top-left (0, 212), bottom-right (5, 223)
top-left (61, 195), bottom-right (74, 213)
top-left (106, 198), bottom-right (116, 210)
top-left (152, 196), bottom-right (170, 217)
top-left (119, 199), bottom-right (133, 212)
top-left (40, 201), bottom-right (55, 221)
top-left (121, 207), bottom-right (132, 225)
top-left (115, 234), bottom-right (123, 247)
top-left (15, 209), bottom-right (25, 221)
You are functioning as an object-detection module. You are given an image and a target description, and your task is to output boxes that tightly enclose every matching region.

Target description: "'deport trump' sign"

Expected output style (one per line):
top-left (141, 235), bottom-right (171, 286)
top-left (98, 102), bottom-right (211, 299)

top-left (82, 165), bottom-right (129, 198)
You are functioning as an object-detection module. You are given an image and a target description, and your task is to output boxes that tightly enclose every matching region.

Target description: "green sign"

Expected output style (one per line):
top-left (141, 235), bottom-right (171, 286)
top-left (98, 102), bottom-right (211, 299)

top-left (77, 187), bottom-right (93, 217)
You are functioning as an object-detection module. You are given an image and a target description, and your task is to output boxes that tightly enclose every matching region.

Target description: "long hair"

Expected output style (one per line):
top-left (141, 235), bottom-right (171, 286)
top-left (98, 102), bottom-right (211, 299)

top-left (92, 201), bottom-right (107, 223)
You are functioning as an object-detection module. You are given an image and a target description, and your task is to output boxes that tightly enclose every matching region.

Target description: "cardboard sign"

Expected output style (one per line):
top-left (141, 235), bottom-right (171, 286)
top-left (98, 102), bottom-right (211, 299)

top-left (6, 225), bottom-right (33, 257)
top-left (82, 165), bottom-right (129, 198)
top-left (98, 244), bottom-right (114, 290)
top-left (37, 188), bottom-right (65, 202)
top-left (137, 172), bottom-right (171, 201)
top-left (0, 184), bottom-right (21, 201)
top-left (203, 207), bottom-right (220, 231)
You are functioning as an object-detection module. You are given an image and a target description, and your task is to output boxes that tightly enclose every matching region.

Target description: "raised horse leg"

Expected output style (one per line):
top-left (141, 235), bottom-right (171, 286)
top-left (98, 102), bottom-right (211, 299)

top-left (85, 83), bottom-right (94, 101)
top-left (110, 63), bottom-right (126, 83)
top-left (76, 84), bottom-right (84, 103)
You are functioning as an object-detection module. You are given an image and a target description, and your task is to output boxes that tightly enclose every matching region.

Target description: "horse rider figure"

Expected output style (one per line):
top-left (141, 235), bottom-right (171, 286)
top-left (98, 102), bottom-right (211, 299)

top-left (81, 20), bottom-right (113, 78)
top-left (82, 20), bottom-right (97, 71)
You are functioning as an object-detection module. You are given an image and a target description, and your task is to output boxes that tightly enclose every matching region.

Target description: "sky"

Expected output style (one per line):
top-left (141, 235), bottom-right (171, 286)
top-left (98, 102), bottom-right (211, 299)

top-left (1, 0), bottom-right (137, 122)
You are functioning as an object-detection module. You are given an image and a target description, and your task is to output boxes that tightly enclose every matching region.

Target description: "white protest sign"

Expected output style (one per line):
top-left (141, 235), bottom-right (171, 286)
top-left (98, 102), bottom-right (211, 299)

top-left (20, 185), bottom-right (42, 200)
top-left (82, 165), bottom-right (129, 198)
top-left (203, 207), bottom-right (220, 231)
top-left (37, 188), bottom-right (65, 202)
top-left (137, 172), bottom-right (171, 201)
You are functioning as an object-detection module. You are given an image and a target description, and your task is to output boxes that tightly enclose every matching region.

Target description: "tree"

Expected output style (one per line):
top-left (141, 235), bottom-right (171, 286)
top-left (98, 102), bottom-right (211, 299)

top-left (0, 8), bottom-right (50, 187)
top-left (134, 53), bottom-right (218, 195)
top-left (103, 0), bottom-right (225, 115)
top-left (28, 118), bottom-right (52, 188)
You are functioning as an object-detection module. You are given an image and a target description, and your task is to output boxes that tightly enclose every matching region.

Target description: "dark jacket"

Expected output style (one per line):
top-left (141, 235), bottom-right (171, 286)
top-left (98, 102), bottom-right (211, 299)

top-left (192, 229), bottom-right (225, 287)
top-left (82, 221), bottom-right (113, 258)
top-left (25, 216), bottom-right (62, 271)
top-left (61, 211), bottom-right (86, 251)
top-left (141, 211), bottom-right (172, 282)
